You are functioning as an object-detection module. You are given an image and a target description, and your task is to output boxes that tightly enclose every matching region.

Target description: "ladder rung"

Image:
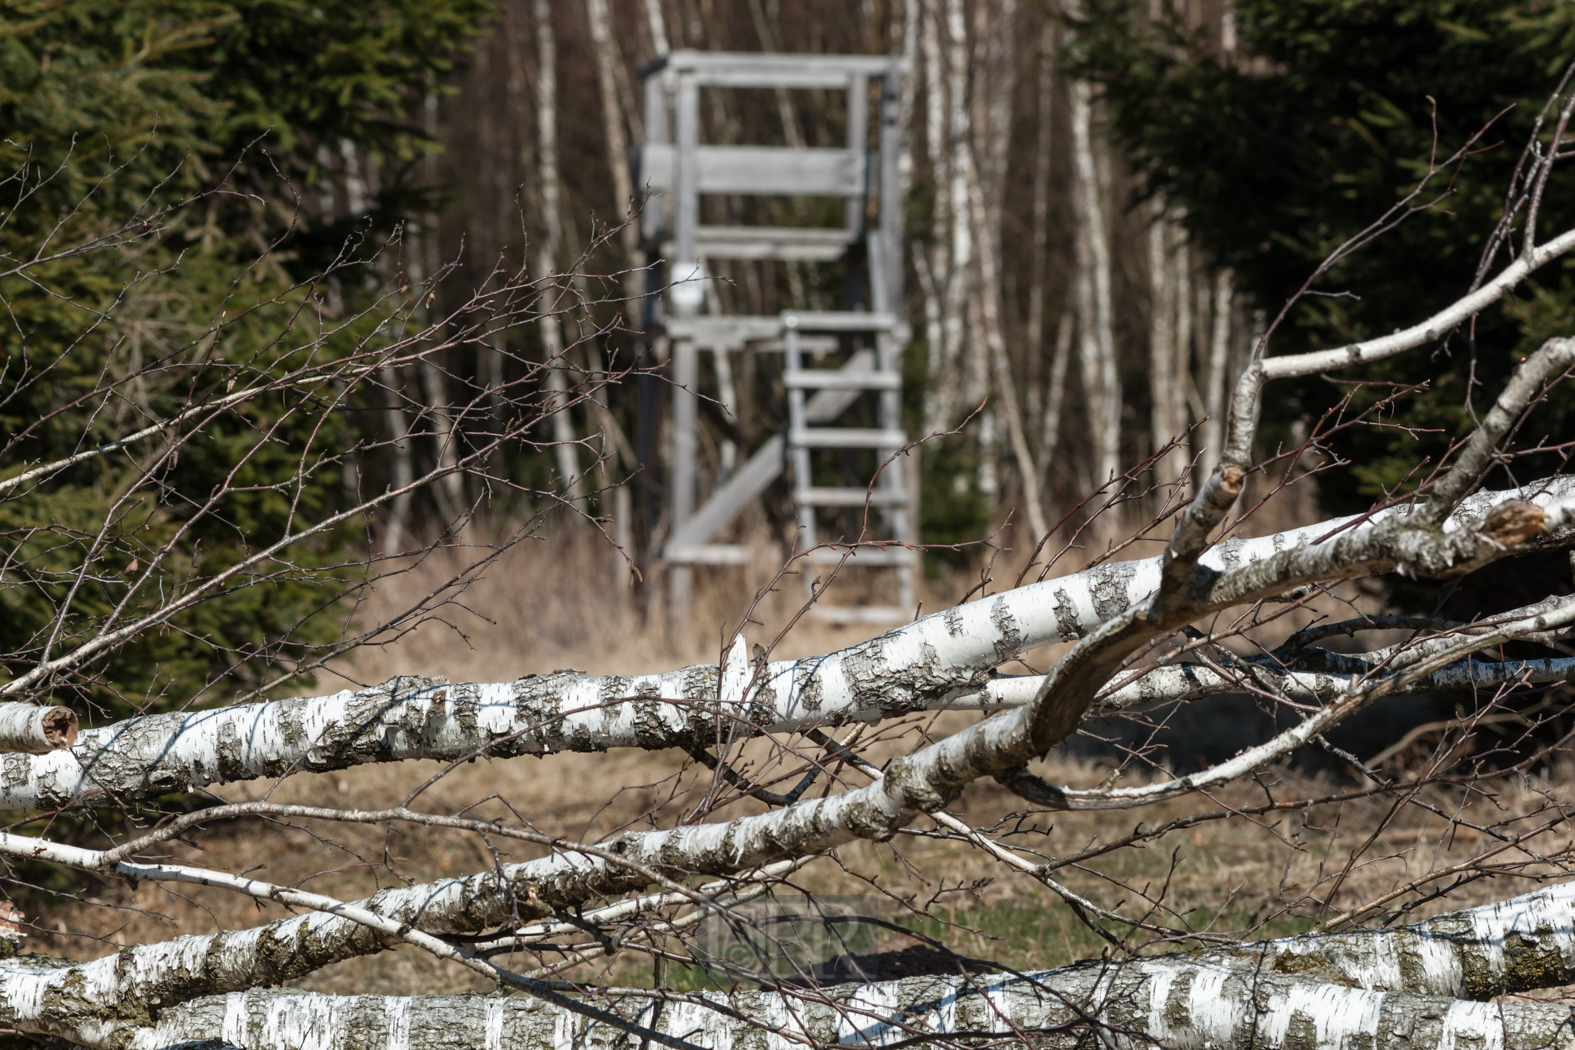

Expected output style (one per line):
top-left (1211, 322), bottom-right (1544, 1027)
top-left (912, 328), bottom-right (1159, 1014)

top-left (663, 543), bottom-right (750, 565)
top-left (694, 226), bottom-right (857, 261)
top-left (805, 547), bottom-right (918, 567)
top-left (809, 605), bottom-right (914, 625)
top-left (783, 371), bottom-right (901, 390)
top-left (665, 315), bottom-right (782, 345)
top-left (781, 311), bottom-right (904, 334)
top-left (797, 487), bottom-right (908, 507)
top-left (789, 428), bottom-right (907, 449)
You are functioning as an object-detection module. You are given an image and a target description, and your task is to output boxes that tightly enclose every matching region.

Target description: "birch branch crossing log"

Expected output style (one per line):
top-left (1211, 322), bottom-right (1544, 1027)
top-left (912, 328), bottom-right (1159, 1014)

top-left (8, 479), bottom-right (1570, 812)
top-left (11, 480), bottom-right (1560, 980)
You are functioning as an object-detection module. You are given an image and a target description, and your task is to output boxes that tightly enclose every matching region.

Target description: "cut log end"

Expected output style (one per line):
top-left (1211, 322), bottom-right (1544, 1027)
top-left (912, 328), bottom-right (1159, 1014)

top-left (39, 706), bottom-right (77, 750)
top-left (0, 702), bottom-right (79, 754)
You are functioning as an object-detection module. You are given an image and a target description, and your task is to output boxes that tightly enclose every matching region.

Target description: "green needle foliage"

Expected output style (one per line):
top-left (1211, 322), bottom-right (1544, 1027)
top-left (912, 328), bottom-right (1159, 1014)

top-left (1073, 0), bottom-right (1575, 517)
top-left (0, 1), bottom-right (492, 722)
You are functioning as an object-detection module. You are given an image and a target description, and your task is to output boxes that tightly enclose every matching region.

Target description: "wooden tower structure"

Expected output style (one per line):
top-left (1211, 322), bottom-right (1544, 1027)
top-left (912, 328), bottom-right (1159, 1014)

top-left (639, 50), bottom-right (914, 623)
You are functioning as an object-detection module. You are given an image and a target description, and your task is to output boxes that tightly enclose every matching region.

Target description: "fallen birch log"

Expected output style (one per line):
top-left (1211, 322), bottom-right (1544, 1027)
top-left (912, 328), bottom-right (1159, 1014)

top-left (7, 848), bottom-right (1573, 1048)
top-left (6, 479), bottom-right (1572, 814)
top-left (116, 945), bottom-right (1575, 1050)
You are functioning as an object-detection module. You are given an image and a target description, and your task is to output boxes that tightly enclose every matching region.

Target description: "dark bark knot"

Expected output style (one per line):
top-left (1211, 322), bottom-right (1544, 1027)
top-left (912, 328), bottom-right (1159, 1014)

top-left (883, 757), bottom-right (960, 817)
top-left (1482, 500), bottom-right (1549, 548)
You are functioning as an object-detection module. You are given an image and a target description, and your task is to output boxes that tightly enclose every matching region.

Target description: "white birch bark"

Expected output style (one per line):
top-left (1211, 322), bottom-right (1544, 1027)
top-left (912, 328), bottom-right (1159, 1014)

top-left (897, 0), bottom-right (920, 207)
top-left (1070, 77), bottom-right (1120, 484)
top-left (585, 0), bottom-right (638, 262)
top-left (7, 478), bottom-right (1571, 812)
top-left (1040, 301), bottom-right (1074, 470)
top-left (1171, 220), bottom-right (1193, 469)
top-left (643, 0), bottom-right (670, 56)
top-left (379, 361), bottom-right (416, 552)
top-left (965, 2), bottom-right (1044, 538)
top-left (419, 354), bottom-right (470, 533)
top-left (945, 0), bottom-right (982, 411)
top-left (918, 2), bottom-right (953, 434)
top-left (127, 978), bottom-right (1575, 1050)
top-left (1198, 267), bottom-right (1234, 483)
top-left (1150, 195), bottom-right (1197, 484)
top-left (30, 879), bottom-right (1575, 1049)
top-left (1024, 19), bottom-right (1055, 389)
top-left (534, 0), bottom-right (584, 503)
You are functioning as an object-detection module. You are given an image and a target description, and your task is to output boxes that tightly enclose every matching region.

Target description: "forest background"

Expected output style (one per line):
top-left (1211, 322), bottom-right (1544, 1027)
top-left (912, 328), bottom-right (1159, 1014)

top-left (7, 0), bottom-right (1575, 727)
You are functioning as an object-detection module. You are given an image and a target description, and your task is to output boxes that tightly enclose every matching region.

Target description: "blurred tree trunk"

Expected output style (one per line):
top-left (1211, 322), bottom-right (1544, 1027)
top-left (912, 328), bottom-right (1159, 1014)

top-left (380, 361), bottom-right (416, 553)
top-left (534, 0), bottom-right (586, 506)
top-left (585, 0), bottom-right (637, 261)
top-left (1070, 76), bottom-right (1120, 487)
top-left (967, 0), bottom-right (1046, 538)
top-left (1199, 267), bottom-right (1234, 485)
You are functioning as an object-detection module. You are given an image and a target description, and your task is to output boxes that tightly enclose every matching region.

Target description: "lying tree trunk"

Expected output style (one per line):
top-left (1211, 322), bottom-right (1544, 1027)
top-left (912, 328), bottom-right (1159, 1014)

top-left (28, 879), bottom-right (1575, 1049)
top-left (4, 477), bottom-right (1571, 812)
top-left (118, 978), bottom-right (1575, 1050)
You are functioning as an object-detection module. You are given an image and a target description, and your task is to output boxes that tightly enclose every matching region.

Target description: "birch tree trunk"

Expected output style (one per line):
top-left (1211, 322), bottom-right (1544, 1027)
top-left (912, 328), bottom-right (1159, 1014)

top-left (1025, 18), bottom-right (1056, 422)
top-left (966, 1), bottom-right (1045, 537)
top-left (421, 361), bottom-right (467, 518)
top-left (534, 0), bottom-right (585, 503)
top-left (1070, 77), bottom-right (1120, 485)
top-left (918, 2), bottom-right (951, 434)
top-left (1198, 266), bottom-right (1235, 484)
top-left (1171, 217), bottom-right (1193, 469)
top-left (643, 0), bottom-right (670, 57)
top-left (585, 0), bottom-right (637, 262)
top-left (1149, 195), bottom-right (1176, 467)
top-left (380, 361), bottom-right (416, 552)
top-left (1149, 198), bottom-right (1193, 483)
top-left (8, 476), bottom-right (1570, 812)
top-left (946, 0), bottom-right (983, 412)
top-left (127, 981), bottom-right (1575, 1050)
top-left (1039, 301), bottom-right (1074, 472)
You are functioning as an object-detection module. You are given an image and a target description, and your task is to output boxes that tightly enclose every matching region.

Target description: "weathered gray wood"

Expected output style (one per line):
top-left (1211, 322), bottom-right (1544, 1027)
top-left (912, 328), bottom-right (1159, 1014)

top-left (693, 224), bottom-right (856, 261)
top-left (664, 314), bottom-right (782, 344)
top-left (782, 310), bottom-right (902, 332)
top-left (650, 49), bottom-right (903, 87)
top-left (641, 143), bottom-right (865, 197)
top-left (789, 427), bottom-right (907, 448)
top-left (783, 370), bottom-right (901, 389)
top-left (670, 341), bottom-right (698, 531)
top-left (798, 487), bottom-right (910, 506)
top-left (845, 72), bottom-right (869, 231)
top-left (665, 351), bottom-right (877, 552)
top-left (804, 547), bottom-right (918, 566)
top-left (877, 63), bottom-right (904, 312)
top-left (661, 543), bottom-right (748, 564)
top-left (640, 72), bottom-right (669, 239)
top-left (672, 74), bottom-right (698, 278)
